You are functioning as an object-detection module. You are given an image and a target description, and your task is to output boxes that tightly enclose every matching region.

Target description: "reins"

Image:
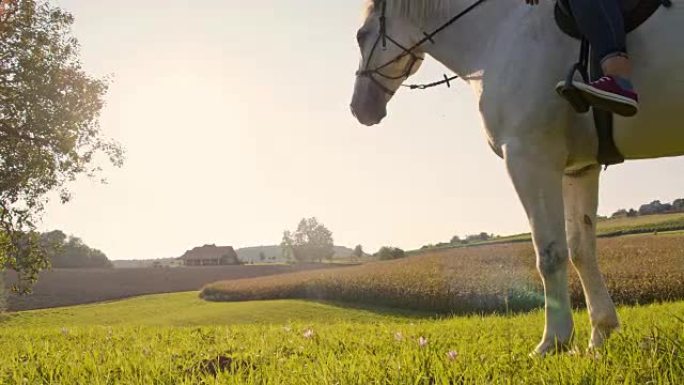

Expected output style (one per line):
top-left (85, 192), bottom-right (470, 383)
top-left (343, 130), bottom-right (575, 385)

top-left (356, 0), bottom-right (489, 95)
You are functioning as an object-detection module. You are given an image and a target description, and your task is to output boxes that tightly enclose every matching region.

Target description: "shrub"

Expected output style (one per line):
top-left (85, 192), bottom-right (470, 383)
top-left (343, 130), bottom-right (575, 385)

top-left (376, 247), bottom-right (405, 261)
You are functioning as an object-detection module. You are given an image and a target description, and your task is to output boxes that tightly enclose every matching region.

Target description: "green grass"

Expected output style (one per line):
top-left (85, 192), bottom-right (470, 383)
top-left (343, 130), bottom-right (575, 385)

top-left (1, 294), bottom-right (683, 384)
top-left (1, 292), bottom-right (427, 328)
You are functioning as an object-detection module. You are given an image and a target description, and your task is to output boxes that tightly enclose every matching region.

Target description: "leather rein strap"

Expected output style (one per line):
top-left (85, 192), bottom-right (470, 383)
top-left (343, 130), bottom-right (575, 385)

top-left (356, 0), bottom-right (489, 96)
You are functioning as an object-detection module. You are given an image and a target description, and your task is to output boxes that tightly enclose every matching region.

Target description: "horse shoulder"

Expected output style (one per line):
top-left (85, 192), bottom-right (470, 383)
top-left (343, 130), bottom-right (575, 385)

top-left (477, 10), bottom-right (588, 163)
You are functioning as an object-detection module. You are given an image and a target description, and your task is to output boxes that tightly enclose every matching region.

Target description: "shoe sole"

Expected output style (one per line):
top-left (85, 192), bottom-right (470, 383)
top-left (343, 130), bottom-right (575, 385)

top-left (566, 81), bottom-right (638, 117)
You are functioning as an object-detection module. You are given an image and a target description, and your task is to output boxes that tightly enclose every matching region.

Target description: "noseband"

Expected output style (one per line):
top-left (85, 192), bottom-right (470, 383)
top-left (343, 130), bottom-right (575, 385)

top-left (355, 0), bottom-right (489, 96)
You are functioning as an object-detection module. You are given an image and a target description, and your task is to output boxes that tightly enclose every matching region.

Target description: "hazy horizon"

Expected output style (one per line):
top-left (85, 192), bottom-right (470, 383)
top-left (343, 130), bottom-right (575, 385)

top-left (41, 0), bottom-right (684, 261)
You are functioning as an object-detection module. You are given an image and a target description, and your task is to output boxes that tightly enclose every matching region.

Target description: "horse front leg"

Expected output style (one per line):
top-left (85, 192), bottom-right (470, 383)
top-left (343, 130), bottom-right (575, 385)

top-left (505, 145), bottom-right (573, 355)
top-left (563, 166), bottom-right (619, 349)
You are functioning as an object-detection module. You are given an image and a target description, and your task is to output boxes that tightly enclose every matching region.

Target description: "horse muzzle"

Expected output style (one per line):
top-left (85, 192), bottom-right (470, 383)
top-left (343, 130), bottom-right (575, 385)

top-left (350, 76), bottom-right (389, 126)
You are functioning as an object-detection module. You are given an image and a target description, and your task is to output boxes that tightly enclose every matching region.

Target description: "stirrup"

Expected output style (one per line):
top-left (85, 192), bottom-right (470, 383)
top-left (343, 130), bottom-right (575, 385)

top-left (558, 38), bottom-right (591, 114)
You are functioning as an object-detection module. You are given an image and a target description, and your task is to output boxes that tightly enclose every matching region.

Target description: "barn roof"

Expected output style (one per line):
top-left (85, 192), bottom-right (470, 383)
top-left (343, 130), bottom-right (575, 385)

top-left (178, 244), bottom-right (236, 261)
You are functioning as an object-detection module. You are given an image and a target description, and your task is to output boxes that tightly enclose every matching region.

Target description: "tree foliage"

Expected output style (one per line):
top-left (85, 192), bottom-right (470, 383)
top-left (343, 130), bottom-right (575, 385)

top-left (611, 198), bottom-right (684, 218)
top-left (40, 230), bottom-right (112, 268)
top-left (0, 0), bottom-right (123, 290)
top-left (352, 245), bottom-right (364, 259)
top-left (281, 218), bottom-right (334, 263)
top-left (375, 246), bottom-right (405, 261)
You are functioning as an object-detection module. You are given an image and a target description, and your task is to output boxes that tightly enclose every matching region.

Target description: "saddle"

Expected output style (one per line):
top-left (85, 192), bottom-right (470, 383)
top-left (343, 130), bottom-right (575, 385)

top-left (554, 0), bottom-right (672, 166)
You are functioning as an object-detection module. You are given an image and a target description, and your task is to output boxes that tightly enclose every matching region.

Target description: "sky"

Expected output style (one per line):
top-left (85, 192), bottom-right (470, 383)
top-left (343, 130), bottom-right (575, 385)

top-left (41, 0), bottom-right (684, 260)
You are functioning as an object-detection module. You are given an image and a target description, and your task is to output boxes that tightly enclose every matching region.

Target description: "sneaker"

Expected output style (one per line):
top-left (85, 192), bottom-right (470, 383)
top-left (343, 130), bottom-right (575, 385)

top-left (555, 76), bottom-right (639, 117)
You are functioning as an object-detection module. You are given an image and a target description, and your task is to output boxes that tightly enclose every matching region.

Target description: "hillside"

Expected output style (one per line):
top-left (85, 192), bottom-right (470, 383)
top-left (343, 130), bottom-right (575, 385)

top-left (202, 233), bottom-right (684, 313)
top-left (420, 212), bottom-right (684, 251)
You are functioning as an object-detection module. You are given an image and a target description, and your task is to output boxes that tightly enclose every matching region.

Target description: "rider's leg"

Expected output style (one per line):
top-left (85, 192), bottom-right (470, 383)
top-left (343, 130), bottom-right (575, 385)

top-left (562, 0), bottom-right (639, 116)
top-left (602, 56), bottom-right (631, 81)
top-left (568, 0), bottom-right (628, 77)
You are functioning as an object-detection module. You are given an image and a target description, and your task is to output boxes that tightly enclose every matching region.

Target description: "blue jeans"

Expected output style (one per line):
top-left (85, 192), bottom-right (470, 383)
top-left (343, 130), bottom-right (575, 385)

top-left (568, 0), bottom-right (627, 64)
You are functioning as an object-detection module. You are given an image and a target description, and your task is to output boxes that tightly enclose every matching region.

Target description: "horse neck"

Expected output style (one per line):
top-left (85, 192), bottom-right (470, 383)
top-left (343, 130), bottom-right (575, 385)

top-left (418, 0), bottom-right (522, 86)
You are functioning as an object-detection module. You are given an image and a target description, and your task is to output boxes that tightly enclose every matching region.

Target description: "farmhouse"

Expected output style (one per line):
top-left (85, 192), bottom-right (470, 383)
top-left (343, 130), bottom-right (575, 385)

top-left (178, 244), bottom-right (240, 266)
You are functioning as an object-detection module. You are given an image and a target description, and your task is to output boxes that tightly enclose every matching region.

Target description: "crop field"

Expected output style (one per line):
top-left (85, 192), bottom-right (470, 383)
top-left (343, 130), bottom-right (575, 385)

top-left (5, 264), bottom-right (349, 311)
top-left (202, 233), bottom-right (684, 313)
top-left (1, 293), bottom-right (682, 384)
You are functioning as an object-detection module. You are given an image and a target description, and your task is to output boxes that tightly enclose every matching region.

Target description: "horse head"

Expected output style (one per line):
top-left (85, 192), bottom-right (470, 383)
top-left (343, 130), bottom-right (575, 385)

top-left (350, 0), bottom-right (425, 126)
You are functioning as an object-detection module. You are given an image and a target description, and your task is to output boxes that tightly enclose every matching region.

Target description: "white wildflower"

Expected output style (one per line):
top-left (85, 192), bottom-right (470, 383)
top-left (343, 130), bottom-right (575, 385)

top-left (418, 336), bottom-right (428, 347)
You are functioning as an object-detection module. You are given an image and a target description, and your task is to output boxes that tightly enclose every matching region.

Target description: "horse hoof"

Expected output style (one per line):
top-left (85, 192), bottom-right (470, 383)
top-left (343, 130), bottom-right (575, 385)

top-left (589, 316), bottom-right (620, 348)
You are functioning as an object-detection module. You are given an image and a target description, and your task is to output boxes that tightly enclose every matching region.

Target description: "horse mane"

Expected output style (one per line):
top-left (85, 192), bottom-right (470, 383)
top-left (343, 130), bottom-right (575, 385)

top-left (364, 0), bottom-right (457, 22)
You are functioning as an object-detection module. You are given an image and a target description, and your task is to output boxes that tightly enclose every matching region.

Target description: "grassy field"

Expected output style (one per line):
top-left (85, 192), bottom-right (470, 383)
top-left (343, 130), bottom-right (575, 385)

top-left (202, 233), bottom-right (684, 313)
top-left (1, 293), bottom-right (682, 384)
top-left (1, 292), bottom-right (425, 328)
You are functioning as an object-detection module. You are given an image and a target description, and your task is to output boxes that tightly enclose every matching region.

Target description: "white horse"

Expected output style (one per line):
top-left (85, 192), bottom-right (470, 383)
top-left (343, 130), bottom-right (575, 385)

top-left (350, 0), bottom-right (684, 355)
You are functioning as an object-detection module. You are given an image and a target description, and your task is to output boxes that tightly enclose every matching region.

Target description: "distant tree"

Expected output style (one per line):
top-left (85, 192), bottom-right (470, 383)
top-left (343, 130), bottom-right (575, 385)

top-left (376, 247), bottom-right (405, 261)
top-left (259, 252), bottom-right (266, 262)
top-left (0, 0), bottom-right (124, 290)
top-left (465, 232), bottom-right (491, 243)
top-left (673, 198), bottom-right (684, 212)
top-left (611, 209), bottom-right (628, 218)
top-left (352, 245), bottom-right (364, 259)
top-left (450, 235), bottom-right (462, 245)
top-left (627, 209), bottom-right (638, 217)
top-left (40, 231), bottom-right (113, 269)
top-left (639, 200), bottom-right (671, 216)
top-left (281, 218), bottom-right (334, 263)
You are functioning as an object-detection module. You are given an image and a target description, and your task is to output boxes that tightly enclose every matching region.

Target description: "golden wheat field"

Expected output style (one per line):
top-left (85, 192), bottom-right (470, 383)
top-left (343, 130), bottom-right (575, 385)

top-left (201, 233), bottom-right (684, 313)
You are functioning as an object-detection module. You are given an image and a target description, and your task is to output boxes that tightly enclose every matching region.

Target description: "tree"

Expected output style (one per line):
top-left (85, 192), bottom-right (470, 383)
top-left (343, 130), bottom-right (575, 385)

top-left (465, 232), bottom-right (492, 243)
top-left (40, 230), bottom-right (112, 268)
top-left (0, 1), bottom-right (123, 290)
top-left (376, 246), bottom-right (405, 261)
top-left (673, 198), bottom-right (684, 212)
top-left (352, 245), bottom-right (364, 259)
top-left (280, 218), bottom-right (334, 263)
top-left (259, 251), bottom-right (266, 262)
top-left (611, 209), bottom-right (628, 218)
top-left (450, 235), bottom-right (462, 245)
top-left (639, 201), bottom-right (669, 216)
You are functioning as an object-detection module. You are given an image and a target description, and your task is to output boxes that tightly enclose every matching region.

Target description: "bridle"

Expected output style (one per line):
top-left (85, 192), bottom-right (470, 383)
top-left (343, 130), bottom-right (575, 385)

top-left (355, 0), bottom-right (489, 96)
